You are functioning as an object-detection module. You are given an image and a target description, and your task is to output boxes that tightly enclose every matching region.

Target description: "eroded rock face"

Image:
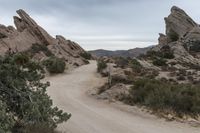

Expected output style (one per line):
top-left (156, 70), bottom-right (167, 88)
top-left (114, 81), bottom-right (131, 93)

top-left (153, 6), bottom-right (200, 65)
top-left (158, 33), bottom-right (168, 45)
top-left (185, 27), bottom-right (200, 41)
top-left (165, 6), bottom-right (198, 41)
top-left (14, 9), bottom-right (56, 46)
top-left (0, 9), bottom-right (87, 67)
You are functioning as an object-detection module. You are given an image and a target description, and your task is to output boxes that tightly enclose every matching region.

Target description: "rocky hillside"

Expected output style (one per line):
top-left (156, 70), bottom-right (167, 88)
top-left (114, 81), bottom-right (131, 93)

top-left (94, 6), bottom-right (200, 122)
top-left (0, 9), bottom-right (88, 67)
top-left (89, 46), bottom-right (152, 58)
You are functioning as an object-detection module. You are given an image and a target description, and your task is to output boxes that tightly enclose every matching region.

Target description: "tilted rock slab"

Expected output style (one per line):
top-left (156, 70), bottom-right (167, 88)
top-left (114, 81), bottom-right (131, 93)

top-left (0, 9), bottom-right (87, 66)
top-left (165, 6), bottom-right (198, 40)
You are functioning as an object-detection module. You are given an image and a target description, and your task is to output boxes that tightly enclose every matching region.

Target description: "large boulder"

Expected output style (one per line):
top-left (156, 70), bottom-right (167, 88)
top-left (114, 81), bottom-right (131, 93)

top-left (98, 83), bottom-right (129, 100)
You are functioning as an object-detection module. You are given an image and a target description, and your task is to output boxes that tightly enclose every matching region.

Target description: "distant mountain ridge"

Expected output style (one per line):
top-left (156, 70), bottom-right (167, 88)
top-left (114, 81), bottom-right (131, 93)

top-left (89, 46), bottom-right (152, 58)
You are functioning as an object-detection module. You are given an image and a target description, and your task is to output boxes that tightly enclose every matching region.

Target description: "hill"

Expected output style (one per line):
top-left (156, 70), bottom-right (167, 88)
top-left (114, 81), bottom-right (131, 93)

top-left (89, 46), bottom-right (152, 58)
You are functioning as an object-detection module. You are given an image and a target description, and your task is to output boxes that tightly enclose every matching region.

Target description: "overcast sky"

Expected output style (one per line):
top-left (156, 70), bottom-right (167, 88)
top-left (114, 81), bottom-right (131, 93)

top-left (0, 0), bottom-right (199, 50)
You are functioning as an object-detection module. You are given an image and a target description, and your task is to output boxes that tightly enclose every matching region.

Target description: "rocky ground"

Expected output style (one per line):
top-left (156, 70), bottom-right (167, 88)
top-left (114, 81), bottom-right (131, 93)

top-left (47, 61), bottom-right (200, 133)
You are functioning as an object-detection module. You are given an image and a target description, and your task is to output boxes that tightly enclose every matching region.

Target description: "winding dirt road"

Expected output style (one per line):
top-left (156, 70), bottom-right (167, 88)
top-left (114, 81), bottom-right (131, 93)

top-left (47, 61), bottom-right (200, 133)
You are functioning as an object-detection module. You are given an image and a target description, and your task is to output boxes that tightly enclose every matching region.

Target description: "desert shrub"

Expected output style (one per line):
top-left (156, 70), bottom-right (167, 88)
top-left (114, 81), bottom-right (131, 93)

top-left (189, 41), bottom-right (200, 52)
top-left (146, 46), bottom-right (174, 60)
top-left (80, 52), bottom-right (92, 60)
top-left (177, 75), bottom-right (186, 81)
top-left (43, 57), bottom-right (66, 74)
top-left (127, 78), bottom-right (200, 116)
top-left (146, 50), bottom-right (162, 59)
top-left (144, 70), bottom-right (159, 79)
top-left (97, 60), bottom-right (107, 73)
top-left (27, 43), bottom-right (54, 57)
top-left (180, 62), bottom-right (200, 70)
top-left (129, 59), bottom-right (142, 73)
top-left (0, 53), bottom-right (71, 132)
top-left (168, 30), bottom-right (179, 42)
top-left (0, 101), bottom-right (15, 133)
top-left (152, 58), bottom-right (167, 66)
top-left (184, 40), bottom-right (200, 53)
top-left (0, 33), bottom-right (7, 39)
top-left (115, 57), bottom-right (129, 68)
top-left (111, 74), bottom-right (131, 85)
top-left (162, 51), bottom-right (174, 59)
top-left (187, 76), bottom-right (194, 82)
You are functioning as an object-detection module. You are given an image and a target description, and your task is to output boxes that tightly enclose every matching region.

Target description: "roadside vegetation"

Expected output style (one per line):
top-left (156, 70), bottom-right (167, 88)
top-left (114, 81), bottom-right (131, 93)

top-left (0, 53), bottom-right (71, 132)
top-left (125, 78), bottom-right (200, 117)
top-left (96, 53), bottom-right (200, 119)
top-left (43, 56), bottom-right (66, 74)
top-left (97, 59), bottom-right (107, 73)
top-left (80, 52), bottom-right (92, 60)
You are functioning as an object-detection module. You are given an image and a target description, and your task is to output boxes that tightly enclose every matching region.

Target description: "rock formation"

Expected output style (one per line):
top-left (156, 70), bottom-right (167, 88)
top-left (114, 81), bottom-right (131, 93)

top-left (154, 6), bottom-right (200, 65)
top-left (165, 6), bottom-right (198, 42)
top-left (0, 9), bottom-right (87, 67)
top-left (147, 6), bottom-right (200, 83)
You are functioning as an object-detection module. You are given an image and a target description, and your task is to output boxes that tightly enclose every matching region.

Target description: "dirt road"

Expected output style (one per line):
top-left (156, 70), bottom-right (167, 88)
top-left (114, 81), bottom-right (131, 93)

top-left (47, 61), bottom-right (200, 133)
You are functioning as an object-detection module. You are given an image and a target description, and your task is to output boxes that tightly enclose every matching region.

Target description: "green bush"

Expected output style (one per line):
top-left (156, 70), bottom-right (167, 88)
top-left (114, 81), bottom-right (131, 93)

top-left (152, 58), bottom-right (167, 66)
top-left (97, 60), bottom-right (107, 73)
top-left (0, 53), bottom-right (71, 132)
top-left (27, 43), bottom-right (54, 57)
top-left (184, 40), bottom-right (200, 53)
top-left (146, 48), bottom-right (174, 60)
top-left (129, 59), bottom-right (142, 73)
top-left (168, 31), bottom-right (179, 42)
top-left (43, 57), bottom-right (66, 74)
top-left (80, 52), bottom-right (92, 60)
top-left (0, 33), bottom-right (7, 39)
top-left (127, 78), bottom-right (200, 116)
top-left (115, 57), bottom-right (129, 68)
top-left (0, 101), bottom-right (15, 133)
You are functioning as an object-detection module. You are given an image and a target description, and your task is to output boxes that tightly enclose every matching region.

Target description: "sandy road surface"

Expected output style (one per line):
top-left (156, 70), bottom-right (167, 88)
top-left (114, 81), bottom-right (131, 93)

top-left (47, 61), bottom-right (200, 133)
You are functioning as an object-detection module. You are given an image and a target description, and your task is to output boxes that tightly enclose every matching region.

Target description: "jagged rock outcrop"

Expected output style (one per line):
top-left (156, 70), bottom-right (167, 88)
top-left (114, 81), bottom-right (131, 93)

top-left (0, 9), bottom-right (87, 67)
top-left (165, 6), bottom-right (198, 42)
top-left (14, 9), bottom-right (56, 46)
top-left (153, 6), bottom-right (200, 66)
top-left (147, 6), bottom-right (200, 83)
top-left (158, 33), bottom-right (168, 45)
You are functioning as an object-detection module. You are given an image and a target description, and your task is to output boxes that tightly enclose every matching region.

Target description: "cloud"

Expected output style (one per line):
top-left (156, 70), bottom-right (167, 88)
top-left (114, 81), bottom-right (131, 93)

top-left (0, 0), bottom-right (199, 50)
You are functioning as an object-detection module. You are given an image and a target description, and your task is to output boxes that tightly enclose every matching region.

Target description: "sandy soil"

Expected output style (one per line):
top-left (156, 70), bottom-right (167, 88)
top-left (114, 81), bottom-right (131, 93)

top-left (47, 61), bottom-right (200, 133)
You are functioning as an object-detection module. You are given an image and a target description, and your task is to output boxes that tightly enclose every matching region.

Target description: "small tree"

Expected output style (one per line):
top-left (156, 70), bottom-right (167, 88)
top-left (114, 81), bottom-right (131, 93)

top-left (97, 60), bottom-right (107, 73)
top-left (0, 53), bottom-right (71, 132)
